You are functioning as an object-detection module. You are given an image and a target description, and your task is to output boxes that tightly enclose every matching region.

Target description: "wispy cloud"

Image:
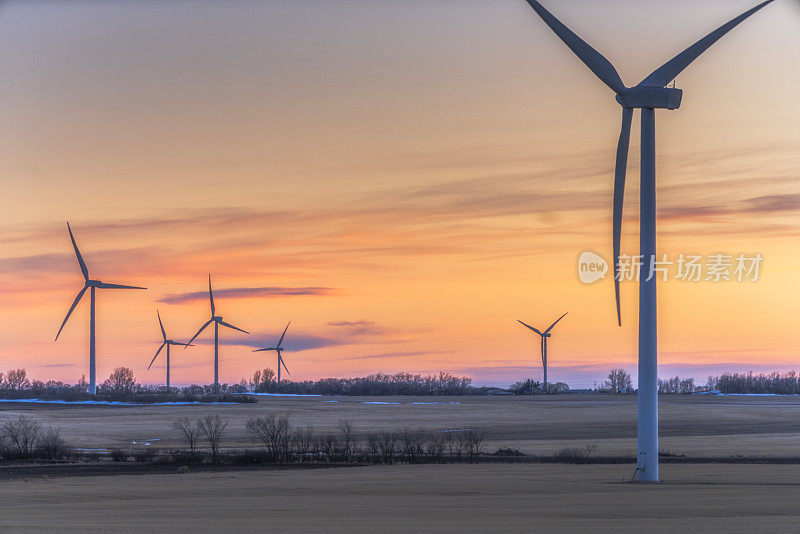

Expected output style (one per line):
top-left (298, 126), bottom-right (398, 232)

top-left (344, 350), bottom-right (453, 361)
top-left (326, 320), bottom-right (386, 336)
top-left (159, 286), bottom-right (334, 304)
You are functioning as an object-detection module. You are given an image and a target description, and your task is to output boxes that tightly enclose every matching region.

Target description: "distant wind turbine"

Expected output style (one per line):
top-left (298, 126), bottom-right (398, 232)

top-left (523, 0), bottom-right (774, 481)
top-left (55, 222), bottom-right (146, 395)
top-left (253, 322), bottom-right (291, 386)
top-left (517, 313), bottom-right (567, 393)
top-left (148, 311), bottom-right (191, 391)
top-left (185, 275), bottom-right (249, 390)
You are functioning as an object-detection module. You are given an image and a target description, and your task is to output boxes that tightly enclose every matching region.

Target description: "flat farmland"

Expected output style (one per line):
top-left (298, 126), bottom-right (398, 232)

top-left (3, 463), bottom-right (800, 533)
top-left (1, 394), bottom-right (800, 457)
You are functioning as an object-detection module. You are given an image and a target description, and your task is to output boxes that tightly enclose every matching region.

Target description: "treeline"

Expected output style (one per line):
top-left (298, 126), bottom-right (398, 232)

top-left (0, 368), bottom-right (252, 403)
top-left (252, 370), bottom-right (478, 396)
top-left (707, 372), bottom-right (800, 395)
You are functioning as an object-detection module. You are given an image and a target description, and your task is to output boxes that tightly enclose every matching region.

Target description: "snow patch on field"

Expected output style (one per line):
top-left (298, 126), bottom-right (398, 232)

top-left (362, 401), bottom-right (400, 405)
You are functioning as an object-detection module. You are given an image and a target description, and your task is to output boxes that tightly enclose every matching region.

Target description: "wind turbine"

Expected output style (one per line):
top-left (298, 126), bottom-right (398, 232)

top-left (523, 0), bottom-right (774, 481)
top-left (185, 275), bottom-right (249, 390)
top-left (55, 222), bottom-right (146, 395)
top-left (517, 313), bottom-right (567, 393)
top-left (253, 322), bottom-right (291, 386)
top-left (147, 311), bottom-right (191, 391)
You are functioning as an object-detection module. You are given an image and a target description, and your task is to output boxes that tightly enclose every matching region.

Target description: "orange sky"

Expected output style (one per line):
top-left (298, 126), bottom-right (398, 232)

top-left (0, 0), bottom-right (799, 387)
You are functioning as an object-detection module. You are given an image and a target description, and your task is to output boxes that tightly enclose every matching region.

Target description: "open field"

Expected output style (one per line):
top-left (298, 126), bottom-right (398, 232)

top-left (1, 393), bottom-right (800, 457)
top-left (3, 463), bottom-right (800, 532)
top-left (3, 394), bottom-right (800, 532)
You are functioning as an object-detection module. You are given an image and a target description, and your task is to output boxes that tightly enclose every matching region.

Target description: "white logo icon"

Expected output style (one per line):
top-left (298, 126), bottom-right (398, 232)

top-left (578, 251), bottom-right (608, 284)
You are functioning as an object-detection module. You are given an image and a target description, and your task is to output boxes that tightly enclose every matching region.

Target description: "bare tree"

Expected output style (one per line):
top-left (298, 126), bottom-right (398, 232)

top-left (2, 415), bottom-right (41, 458)
top-left (290, 425), bottom-right (315, 461)
top-left (378, 431), bottom-right (397, 464)
top-left (425, 431), bottom-right (446, 463)
top-left (461, 430), bottom-right (487, 462)
top-left (173, 417), bottom-right (201, 453)
top-left (246, 414), bottom-right (290, 461)
top-left (337, 420), bottom-right (354, 462)
top-left (604, 368), bottom-right (632, 394)
top-left (4, 369), bottom-right (30, 391)
top-left (198, 413), bottom-right (227, 460)
top-left (101, 367), bottom-right (137, 396)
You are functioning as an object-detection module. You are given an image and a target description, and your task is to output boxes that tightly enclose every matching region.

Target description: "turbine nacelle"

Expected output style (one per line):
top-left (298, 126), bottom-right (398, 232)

top-left (616, 87), bottom-right (683, 110)
top-left (212, 316), bottom-right (223, 322)
top-left (86, 280), bottom-right (102, 287)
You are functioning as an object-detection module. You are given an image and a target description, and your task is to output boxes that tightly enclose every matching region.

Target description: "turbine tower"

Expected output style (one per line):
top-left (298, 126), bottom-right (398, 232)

top-left (55, 222), bottom-right (146, 395)
top-left (517, 313), bottom-right (567, 393)
top-left (523, 0), bottom-right (774, 481)
top-left (253, 322), bottom-right (291, 386)
top-left (185, 275), bottom-right (249, 390)
top-left (147, 310), bottom-right (191, 391)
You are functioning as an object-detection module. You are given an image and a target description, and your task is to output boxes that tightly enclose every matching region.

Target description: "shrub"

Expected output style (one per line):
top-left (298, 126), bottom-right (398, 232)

top-left (133, 448), bottom-right (156, 462)
top-left (36, 426), bottom-right (69, 460)
top-left (110, 449), bottom-right (128, 462)
top-left (1, 415), bottom-right (41, 458)
top-left (553, 444), bottom-right (597, 464)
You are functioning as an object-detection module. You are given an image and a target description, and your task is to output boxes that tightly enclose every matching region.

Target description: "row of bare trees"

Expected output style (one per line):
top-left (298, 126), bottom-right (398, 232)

top-left (0, 415), bottom-right (71, 460)
top-left (172, 413), bottom-right (488, 464)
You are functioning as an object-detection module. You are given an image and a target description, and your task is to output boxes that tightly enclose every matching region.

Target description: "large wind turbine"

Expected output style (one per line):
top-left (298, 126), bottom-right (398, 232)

top-left (523, 0), bottom-right (774, 481)
top-left (147, 311), bottom-right (191, 391)
top-left (517, 313), bottom-right (567, 393)
top-left (185, 275), bottom-right (249, 390)
top-left (55, 222), bottom-right (146, 395)
top-left (253, 322), bottom-right (291, 386)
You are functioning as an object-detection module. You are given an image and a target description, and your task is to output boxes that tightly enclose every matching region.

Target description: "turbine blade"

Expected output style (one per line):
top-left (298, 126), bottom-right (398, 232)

top-left (280, 355), bottom-right (290, 375)
top-left (638, 0), bottom-right (774, 88)
top-left (517, 320), bottom-right (542, 336)
top-left (185, 319), bottom-right (213, 347)
top-left (219, 320), bottom-right (249, 334)
top-left (276, 321), bottom-right (291, 347)
top-left (148, 342), bottom-right (166, 370)
top-left (253, 347), bottom-right (276, 352)
top-left (55, 285), bottom-right (88, 341)
top-left (66, 222), bottom-right (89, 282)
top-left (208, 274), bottom-right (215, 316)
top-left (545, 312), bottom-right (569, 333)
top-left (171, 341), bottom-right (191, 346)
top-left (523, 0), bottom-right (626, 94)
top-left (157, 310), bottom-right (167, 341)
top-left (613, 107), bottom-right (633, 327)
top-left (97, 282), bottom-right (146, 290)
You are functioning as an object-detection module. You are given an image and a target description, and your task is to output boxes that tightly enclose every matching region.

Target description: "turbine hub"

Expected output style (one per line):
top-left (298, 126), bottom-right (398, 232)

top-left (616, 86), bottom-right (682, 110)
top-left (87, 280), bottom-right (101, 287)
top-left (212, 316), bottom-right (222, 321)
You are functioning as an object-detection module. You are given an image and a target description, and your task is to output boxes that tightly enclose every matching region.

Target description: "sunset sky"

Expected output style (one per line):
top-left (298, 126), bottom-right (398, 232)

top-left (0, 0), bottom-right (799, 388)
